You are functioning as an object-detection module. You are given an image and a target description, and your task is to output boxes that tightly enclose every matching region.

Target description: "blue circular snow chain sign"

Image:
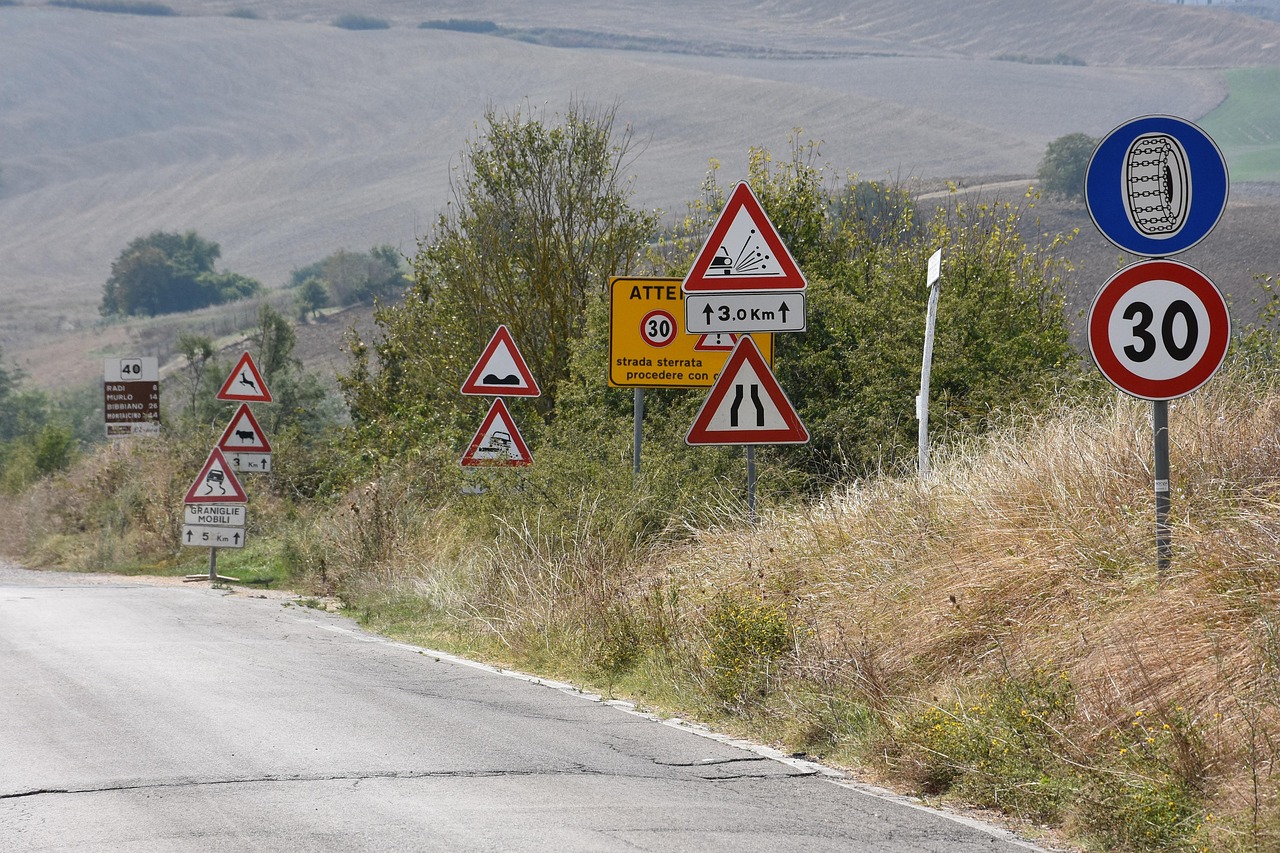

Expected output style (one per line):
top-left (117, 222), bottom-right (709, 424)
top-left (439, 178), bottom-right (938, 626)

top-left (1084, 115), bottom-right (1228, 257)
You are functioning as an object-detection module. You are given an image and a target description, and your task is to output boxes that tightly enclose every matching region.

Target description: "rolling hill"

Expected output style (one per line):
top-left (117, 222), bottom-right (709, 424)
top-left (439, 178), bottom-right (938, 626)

top-left (2, 0), bottom-right (1279, 385)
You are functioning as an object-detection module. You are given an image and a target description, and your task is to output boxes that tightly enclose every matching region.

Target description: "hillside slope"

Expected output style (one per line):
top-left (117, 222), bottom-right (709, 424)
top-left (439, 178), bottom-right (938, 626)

top-left (160, 0), bottom-right (1280, 67)
top-left (1, 1), bottom-right (1278, 376)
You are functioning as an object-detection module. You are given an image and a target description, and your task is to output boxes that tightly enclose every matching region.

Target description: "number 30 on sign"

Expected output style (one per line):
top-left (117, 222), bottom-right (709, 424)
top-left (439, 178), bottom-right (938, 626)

top-left (1088, 259), bottom-right (1229, 401)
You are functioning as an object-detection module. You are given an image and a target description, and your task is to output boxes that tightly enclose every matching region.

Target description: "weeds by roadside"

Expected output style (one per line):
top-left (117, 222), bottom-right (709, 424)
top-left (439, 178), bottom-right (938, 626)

top-left (8, 367), bottom-right (1280, 851)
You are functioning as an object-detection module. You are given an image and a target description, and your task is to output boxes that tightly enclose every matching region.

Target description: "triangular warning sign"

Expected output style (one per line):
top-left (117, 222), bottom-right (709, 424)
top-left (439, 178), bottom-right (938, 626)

top-left (686, 336), bottom-right (809, 446)
top-left (216, 403), bottom-right (272, 453)
top-left (460, 398), bottom-right (533, 467)
top-left (184, 447), bottom-right (249, 503)
top-left (460, 326), bottom-right (541, 397)
top-left (216, 352), bottom-right (273, 403)
top-left (693, 333), bottom-right (740, 352)
top-left (682, 181), bottom-right (806, 293)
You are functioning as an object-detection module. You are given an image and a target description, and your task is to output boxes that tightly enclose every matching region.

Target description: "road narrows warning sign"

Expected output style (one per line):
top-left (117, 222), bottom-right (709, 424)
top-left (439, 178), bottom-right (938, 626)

top-left (682, 182), bottom-right (806, 293)
top-left (461, 398), bottom-right (533, 467)
top-left (686, 336), bottom-right (808, 445)
top-left (461, 326), bottom-right (541, 397)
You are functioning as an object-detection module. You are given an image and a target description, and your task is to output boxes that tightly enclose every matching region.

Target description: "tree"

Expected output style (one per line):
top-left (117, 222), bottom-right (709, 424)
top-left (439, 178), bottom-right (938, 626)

top-left (343, 100), bottom-right (658, 437)
top-left (176, 333), bottom-right (215, 422)
top-left (100, 230), bottom-right (262, 317)
top-left (1036, 133), bottom-right (1097, 201)
top-left (248, 304), bottom-right (332, 435)
top-left (296, 276), bottom-right (329, 322)
top-left (669, 135), bottom-right (1075, 481)
top-left (289, 246), bottom-right (406, 309)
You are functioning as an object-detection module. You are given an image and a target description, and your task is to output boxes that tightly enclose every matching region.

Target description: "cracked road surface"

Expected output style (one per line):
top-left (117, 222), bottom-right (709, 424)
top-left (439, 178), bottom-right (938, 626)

top-left (0, 564), bottom-right (1044, 852)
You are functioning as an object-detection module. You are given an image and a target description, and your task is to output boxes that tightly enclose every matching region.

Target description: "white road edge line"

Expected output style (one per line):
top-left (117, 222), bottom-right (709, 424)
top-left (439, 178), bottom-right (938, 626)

top-left (305, 615), bottom-right (1054, 852)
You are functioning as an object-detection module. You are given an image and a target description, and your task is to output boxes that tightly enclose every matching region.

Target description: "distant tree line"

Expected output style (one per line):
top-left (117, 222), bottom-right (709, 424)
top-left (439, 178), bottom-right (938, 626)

top-left (48, 0), bottom-right (176, 15)
top-left (332, 14), bottom-right (389, 30)
top-left (419, 19), bottom-right (499, 33)
top-left (289, 246), bottom-right (407, 320)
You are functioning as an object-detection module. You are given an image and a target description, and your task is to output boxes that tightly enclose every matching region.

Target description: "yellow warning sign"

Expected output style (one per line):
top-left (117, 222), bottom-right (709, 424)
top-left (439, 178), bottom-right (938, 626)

top-left (608, 277), bottom-right (773, 388)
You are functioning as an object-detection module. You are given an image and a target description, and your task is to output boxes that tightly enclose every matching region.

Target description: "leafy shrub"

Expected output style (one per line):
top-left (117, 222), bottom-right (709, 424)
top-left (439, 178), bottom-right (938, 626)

top-left (288, 246), bottom-right (405, 309)
top-left (896, 667), bottom-right (1077, 821)
top-left (702, 598), bottom-right (793, 706)
top-left (333, 14), bottom-right (389, 30)
top-left (1079, 707), bottom-right (1207, 851)
top-left (100, 231), bottom-right (262, 318)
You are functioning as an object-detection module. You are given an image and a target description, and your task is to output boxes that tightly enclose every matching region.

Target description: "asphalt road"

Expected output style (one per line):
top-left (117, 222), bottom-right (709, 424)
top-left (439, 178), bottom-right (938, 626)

top-left (0, 563), bottom-right (1047, 852)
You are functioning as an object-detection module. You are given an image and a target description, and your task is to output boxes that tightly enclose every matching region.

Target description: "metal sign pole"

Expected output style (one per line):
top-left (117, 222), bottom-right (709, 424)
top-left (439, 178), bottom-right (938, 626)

top-left (746, 444), bottom-right (757, 525)
top-left (1153, 400), bottom-right (1171, 580)
top-left (918, 250), bottom-right (943, 479)
top-left (208, 547), bottom-right (218, 582)
top-left (633, 389), bottom-right (644, 480)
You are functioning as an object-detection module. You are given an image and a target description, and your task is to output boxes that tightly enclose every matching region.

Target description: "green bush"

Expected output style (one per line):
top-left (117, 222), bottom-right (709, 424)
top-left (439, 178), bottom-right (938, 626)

top-left (896, 667), bottom-right (1077, 821)
top-left (702, 598), bottom-right (793, 706)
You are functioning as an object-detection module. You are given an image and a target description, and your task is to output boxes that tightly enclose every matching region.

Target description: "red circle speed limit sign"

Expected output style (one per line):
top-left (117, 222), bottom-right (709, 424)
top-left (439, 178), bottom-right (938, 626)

top-left (640, 310), bottom-right (678, 347)
top-left (1088, 259), bottom-right (1229, 400)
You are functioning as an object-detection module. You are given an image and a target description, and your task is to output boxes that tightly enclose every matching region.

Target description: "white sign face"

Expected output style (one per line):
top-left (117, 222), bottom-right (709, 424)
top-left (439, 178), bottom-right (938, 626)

top-left (927, 249), bottom-right (942, 287)
top-left (184, 504), bottom-right (247, 526)
top-left (103, 357), bottom-right (158, 382)
top-left (1104, 279), bottom-right (1212, 382)
top-left (181, 524), bottom-right (246, 549)
top-left (227, 452), bottom-right (272, 473)
top-left (1088, 259), bottom-right (1229, 400)
top-left (685, 292), bottom-right (806, 333)
top-left (106, 423), bottom-right (160, 438)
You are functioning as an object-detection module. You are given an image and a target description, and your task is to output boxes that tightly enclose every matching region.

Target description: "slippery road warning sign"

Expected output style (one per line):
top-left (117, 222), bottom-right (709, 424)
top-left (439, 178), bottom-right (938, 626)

top-left (682, 182), bottom-right (806, 293)
top-left (183, 448), bottom-right (248, 504)
top-left (685, 336), bottom-right (808, 446)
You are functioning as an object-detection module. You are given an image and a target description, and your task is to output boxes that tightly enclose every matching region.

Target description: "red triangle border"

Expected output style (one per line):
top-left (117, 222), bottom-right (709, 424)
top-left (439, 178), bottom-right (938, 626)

top-left (460, 326), bottom-right (541, 397)
top-left (682, 181), bottom-right (807, 293)
top-left (184, 447), bottom-right (249, 503)
top-left (686, 337), bottom-right (809, 445)
top-left (216, 352), bottom-right (273, 403)
top-left (460, 398), bottom-right (534, 467)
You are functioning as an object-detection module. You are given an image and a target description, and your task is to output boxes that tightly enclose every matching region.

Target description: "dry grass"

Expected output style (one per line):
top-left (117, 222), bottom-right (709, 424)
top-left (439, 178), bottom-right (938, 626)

top-left (254, 366), bottom-right (1280, 846)
top-left (12, 345), bottom-right (1280, 847)
top-left (629, 374), bottom-right (1280, 847)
